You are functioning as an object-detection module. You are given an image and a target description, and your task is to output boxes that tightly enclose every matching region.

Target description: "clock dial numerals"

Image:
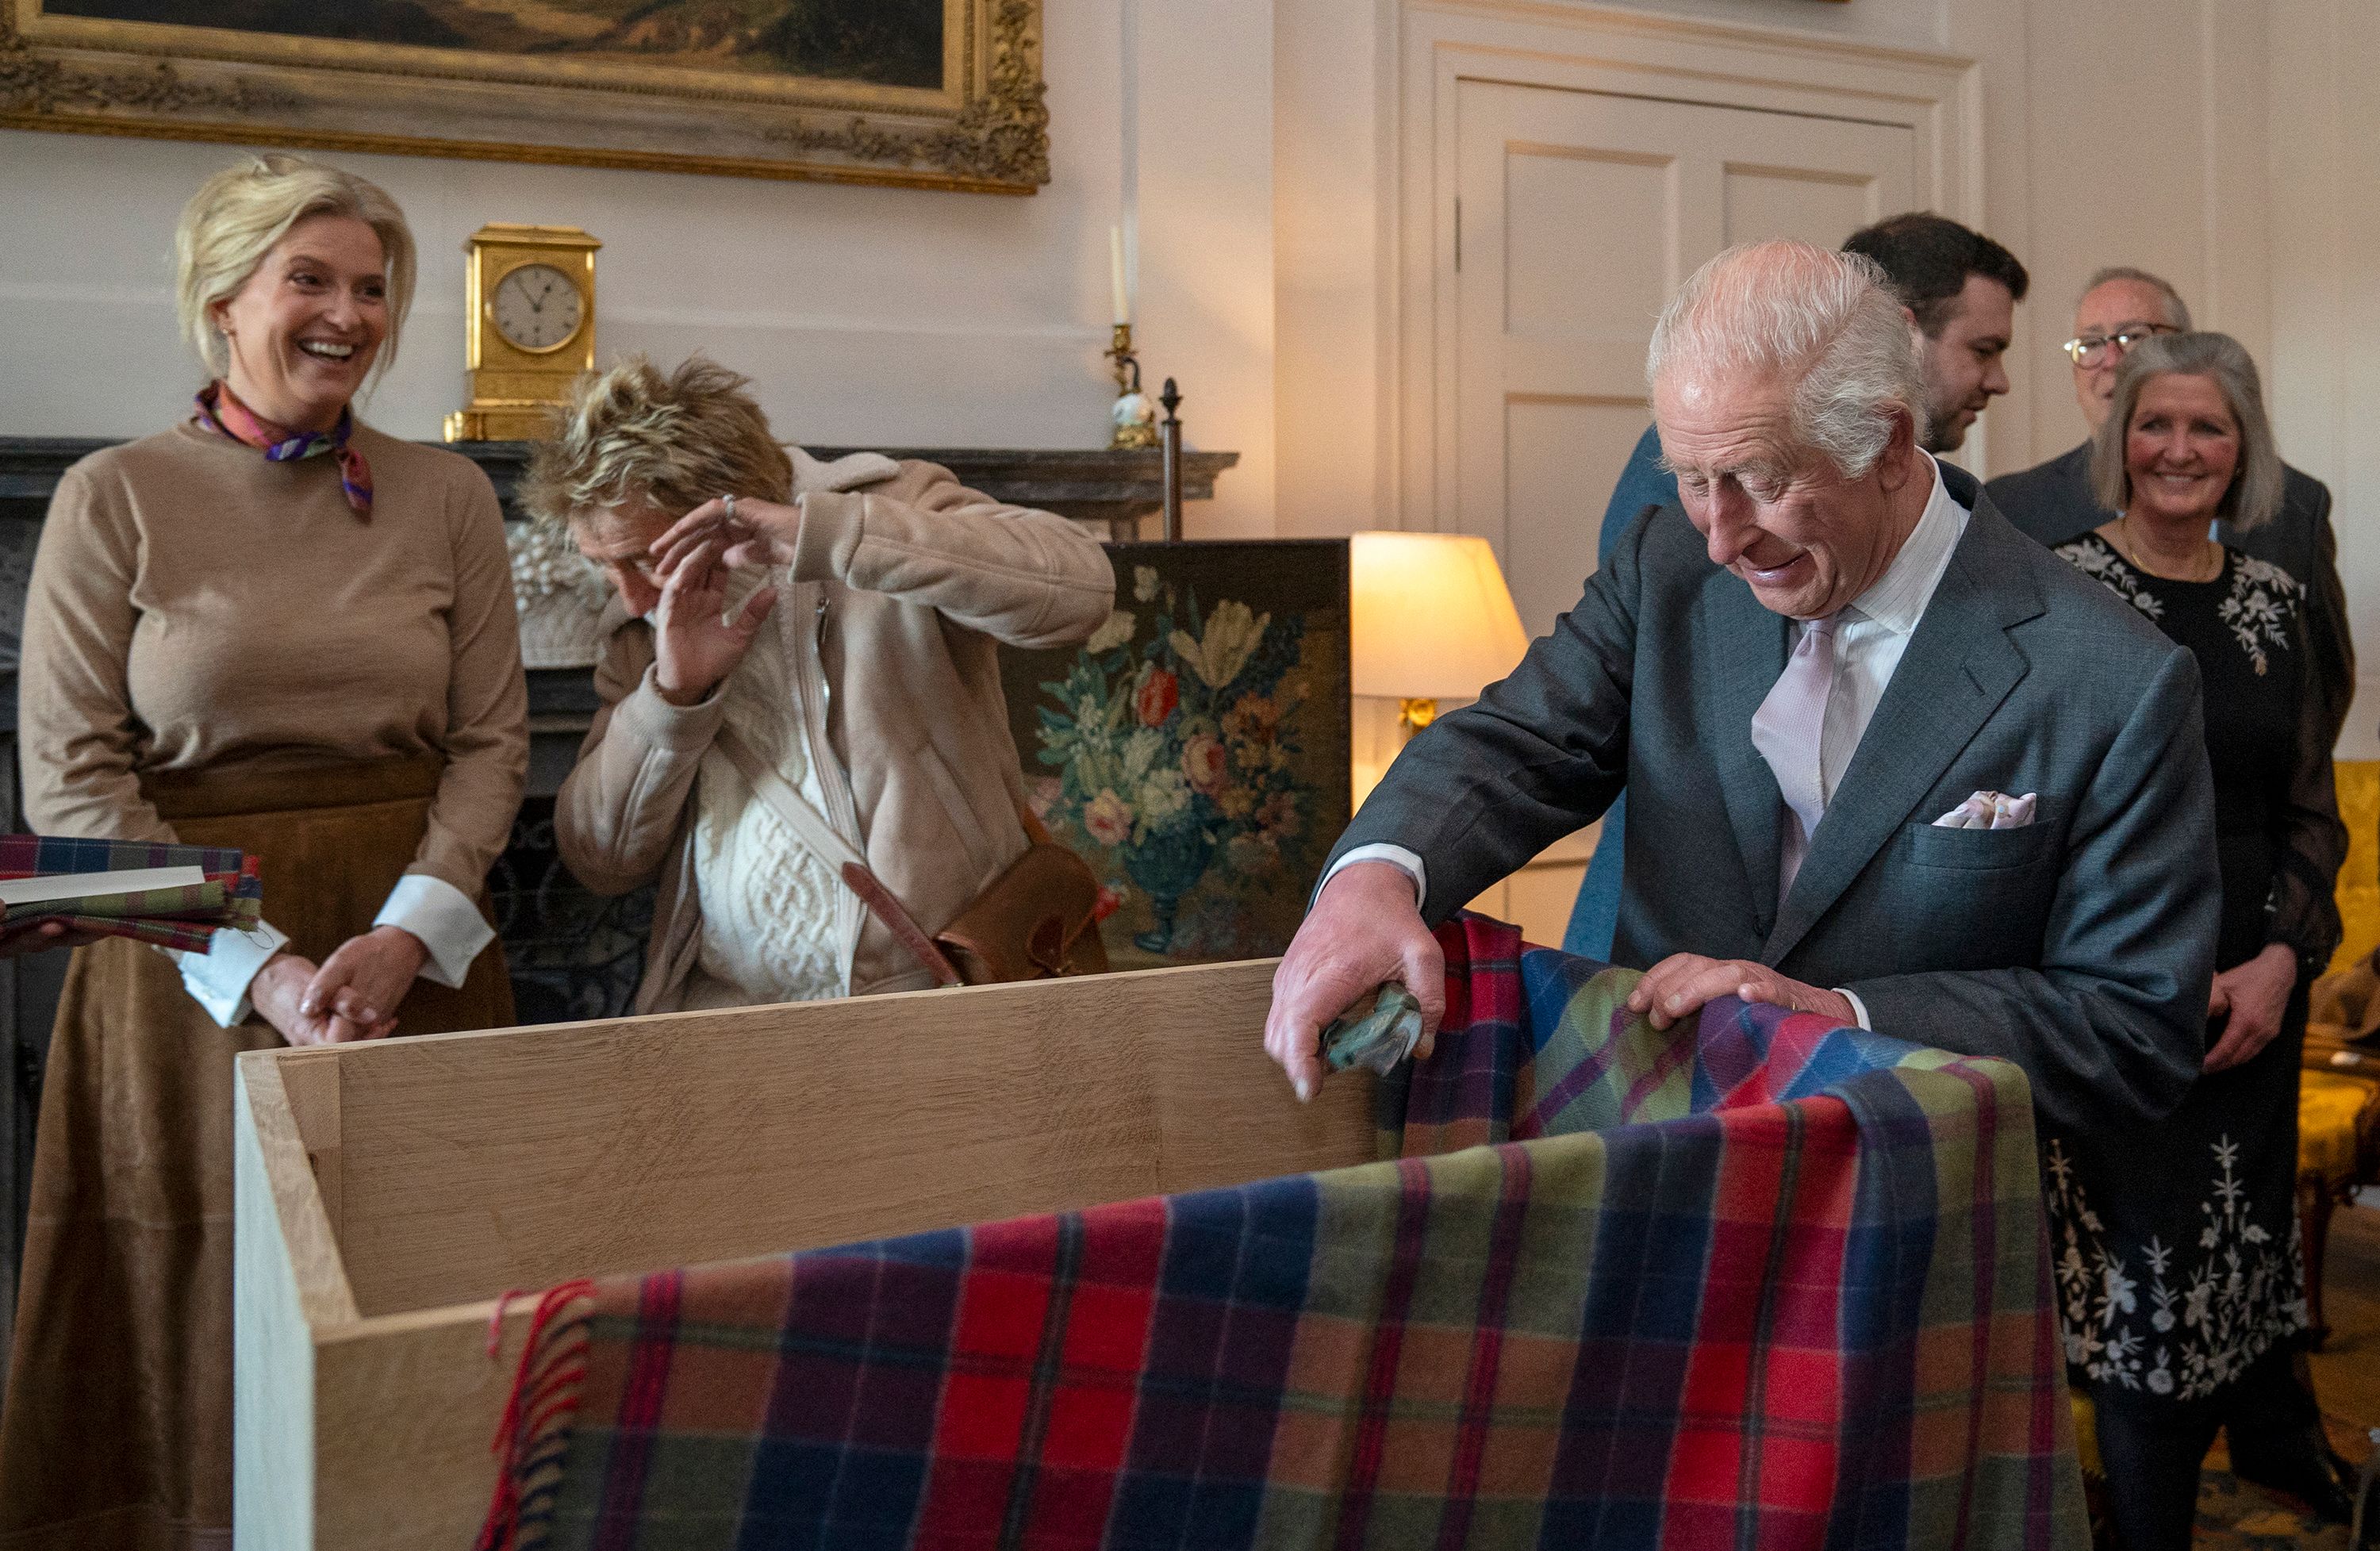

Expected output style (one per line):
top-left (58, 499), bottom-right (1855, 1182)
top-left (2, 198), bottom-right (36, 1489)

top-left (489, 263), bottom-right (584, 353)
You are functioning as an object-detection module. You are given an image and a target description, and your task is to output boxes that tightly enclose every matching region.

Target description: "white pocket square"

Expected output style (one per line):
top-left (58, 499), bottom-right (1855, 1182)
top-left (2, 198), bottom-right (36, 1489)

top-left (1931, 790), bottom-right (2037, 830)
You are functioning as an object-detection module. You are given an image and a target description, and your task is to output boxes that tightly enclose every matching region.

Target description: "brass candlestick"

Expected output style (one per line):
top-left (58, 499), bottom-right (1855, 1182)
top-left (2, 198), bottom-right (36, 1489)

top-left (1106, 323), bottom-right (1157, 449)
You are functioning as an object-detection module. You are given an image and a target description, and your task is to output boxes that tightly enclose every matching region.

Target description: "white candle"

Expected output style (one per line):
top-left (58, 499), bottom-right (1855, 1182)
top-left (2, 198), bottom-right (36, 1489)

top-left (1110, 225), bottom-right (1129, 326)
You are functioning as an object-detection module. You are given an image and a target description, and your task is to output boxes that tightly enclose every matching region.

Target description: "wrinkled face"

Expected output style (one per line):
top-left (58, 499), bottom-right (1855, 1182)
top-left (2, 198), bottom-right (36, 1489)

top-left (574, 501), bottom-right (673, 617)
top-left (1654, 367), bottom-right (1914, 620)
top-left (1914, 274), bottom-right (2015, 453)
top-left (210, 214), bottom-right (388, 434)
top-left (2072, 277), bottom-right (2182, 432)
top-left (2123, 372), bottom-right (2239, 528)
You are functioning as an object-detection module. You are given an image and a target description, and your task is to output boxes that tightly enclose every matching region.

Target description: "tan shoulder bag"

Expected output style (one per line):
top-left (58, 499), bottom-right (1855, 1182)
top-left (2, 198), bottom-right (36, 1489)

top-left (715, 728), bottom-right (1107, 987)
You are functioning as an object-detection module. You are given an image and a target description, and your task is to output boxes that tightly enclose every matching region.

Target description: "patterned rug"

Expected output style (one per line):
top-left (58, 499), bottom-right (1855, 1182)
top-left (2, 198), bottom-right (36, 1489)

top-left (2192, 1201), bottom-right (2380, 1548)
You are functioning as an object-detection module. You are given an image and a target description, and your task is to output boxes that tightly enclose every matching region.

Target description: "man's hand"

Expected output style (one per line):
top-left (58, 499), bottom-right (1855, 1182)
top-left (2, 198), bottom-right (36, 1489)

top-left (648, 530), bottom-right (778, 707)
top-left (1265, 862), bottom-right (1445, 1102)
top-left (2203, 942), bottom-right (2297, 1073)
top-left (1626, 954), bottom-right (1856, 1031)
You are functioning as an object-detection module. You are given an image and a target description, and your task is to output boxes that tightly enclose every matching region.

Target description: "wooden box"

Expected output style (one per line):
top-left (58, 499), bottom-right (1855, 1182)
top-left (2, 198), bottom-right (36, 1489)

top-left (232, 961), bottom-right (1372, 1549)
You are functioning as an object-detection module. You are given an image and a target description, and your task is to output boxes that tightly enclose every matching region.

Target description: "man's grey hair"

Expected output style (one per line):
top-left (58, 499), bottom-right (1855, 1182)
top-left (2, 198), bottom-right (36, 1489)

top-left (2089, 331), bottom-right (2281, 531)
top-left (2079, 266), bottom-right (2193, 331)
top-left (1646, 241), bottom-right (1926, 480)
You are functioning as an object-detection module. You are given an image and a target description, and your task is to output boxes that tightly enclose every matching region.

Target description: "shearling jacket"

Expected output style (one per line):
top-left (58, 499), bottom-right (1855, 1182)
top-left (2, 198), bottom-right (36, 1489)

top-left (555, 451), bottom-right (1115, 1011)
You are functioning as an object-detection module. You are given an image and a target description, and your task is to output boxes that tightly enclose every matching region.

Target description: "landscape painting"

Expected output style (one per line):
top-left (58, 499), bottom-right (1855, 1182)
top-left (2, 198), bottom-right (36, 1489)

top-left (1000, 541), bottom-right (1352, 973)
top-left (36, 0), bottom-right (945, 90)
top-left (2, 0), bottom-right (1046, 191)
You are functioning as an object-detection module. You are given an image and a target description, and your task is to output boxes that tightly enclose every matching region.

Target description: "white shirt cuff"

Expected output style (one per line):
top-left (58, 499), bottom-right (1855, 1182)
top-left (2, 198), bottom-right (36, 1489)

top-left (1319, 844), bottom-right (1428, 911)
top-left (171, 918), bottom-right (290, 1027)
top-left (374, 873), bottom-right (495, 989)
top-left (1836, 986), bottom-right (1871, 1031)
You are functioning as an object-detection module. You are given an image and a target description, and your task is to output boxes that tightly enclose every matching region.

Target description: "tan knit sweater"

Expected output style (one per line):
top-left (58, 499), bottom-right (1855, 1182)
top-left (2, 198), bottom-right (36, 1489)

top-left (19, 419), bottom-right (528, 897)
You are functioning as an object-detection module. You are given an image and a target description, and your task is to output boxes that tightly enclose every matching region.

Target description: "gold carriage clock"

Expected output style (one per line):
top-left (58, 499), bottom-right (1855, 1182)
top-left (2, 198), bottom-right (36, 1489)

top-left (443, 224), bottom-right (601, 442)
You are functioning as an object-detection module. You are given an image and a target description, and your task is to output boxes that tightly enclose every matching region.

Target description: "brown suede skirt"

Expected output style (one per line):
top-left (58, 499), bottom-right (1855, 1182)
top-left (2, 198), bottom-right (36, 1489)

top-left (0, 756), bottom-right (513, 1550)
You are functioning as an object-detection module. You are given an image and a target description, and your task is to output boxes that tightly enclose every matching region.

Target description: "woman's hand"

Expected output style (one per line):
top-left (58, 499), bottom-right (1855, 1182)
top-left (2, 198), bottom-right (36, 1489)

top-left (250, 952), bottom-right (393, 1046)
top-left (648, 525), bottom-right (779, 707)
top-left (2203, 942), bottom-right (2298, 1072)
top-left (300, 926), bottom-right (425, 1038)
top-left (655, 495), bottom-right (802, 574)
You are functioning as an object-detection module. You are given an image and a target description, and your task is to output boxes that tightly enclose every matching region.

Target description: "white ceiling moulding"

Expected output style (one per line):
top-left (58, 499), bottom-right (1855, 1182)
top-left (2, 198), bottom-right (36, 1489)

top-left (1388, 0), bottom-right (1983, 532)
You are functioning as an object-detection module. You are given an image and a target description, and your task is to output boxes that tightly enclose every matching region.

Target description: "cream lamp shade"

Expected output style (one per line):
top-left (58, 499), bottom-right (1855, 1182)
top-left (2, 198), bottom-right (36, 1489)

top-left (1349, 532), bottom-right (1533, 724)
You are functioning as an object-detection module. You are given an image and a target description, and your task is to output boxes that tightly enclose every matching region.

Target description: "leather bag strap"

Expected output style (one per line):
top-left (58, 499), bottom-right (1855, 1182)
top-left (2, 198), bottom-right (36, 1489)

top-left (712, 726), bottom-right (963, 988)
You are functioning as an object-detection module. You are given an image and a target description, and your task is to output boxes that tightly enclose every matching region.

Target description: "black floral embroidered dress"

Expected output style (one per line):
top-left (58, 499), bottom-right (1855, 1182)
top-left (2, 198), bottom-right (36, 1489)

top-left (2047, 535), bottom-right (2345, 1401)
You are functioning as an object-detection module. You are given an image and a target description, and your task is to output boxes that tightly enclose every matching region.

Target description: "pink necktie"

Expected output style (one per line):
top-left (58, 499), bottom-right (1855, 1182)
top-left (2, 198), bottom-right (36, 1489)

top-left (1750, 612), bottom-right (1841, 901)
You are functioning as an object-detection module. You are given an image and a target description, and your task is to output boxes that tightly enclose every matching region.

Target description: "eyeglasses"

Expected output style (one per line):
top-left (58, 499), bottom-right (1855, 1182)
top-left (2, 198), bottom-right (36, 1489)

top-left (2061, 325), bottom-right (2179, 367)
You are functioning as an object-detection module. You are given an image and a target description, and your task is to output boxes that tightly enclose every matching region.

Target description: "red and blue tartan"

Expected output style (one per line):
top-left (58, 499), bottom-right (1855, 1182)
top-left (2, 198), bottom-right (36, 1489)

top-left (0, 835), bottom-right (261, 952)
top-left (484, 916), bottom-right (2083, 1550)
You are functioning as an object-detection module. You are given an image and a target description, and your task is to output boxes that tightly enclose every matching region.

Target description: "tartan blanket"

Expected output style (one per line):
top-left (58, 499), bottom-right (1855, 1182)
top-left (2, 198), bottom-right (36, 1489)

top-left (479, 915), bottom-right (2083, 1551)
top-left (0, 835), bottom-right (262, 952)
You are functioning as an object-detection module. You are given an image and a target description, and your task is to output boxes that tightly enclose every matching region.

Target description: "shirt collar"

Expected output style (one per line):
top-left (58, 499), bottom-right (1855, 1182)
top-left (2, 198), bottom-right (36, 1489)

top-left (1845, 453), bottom-right (1966, 635)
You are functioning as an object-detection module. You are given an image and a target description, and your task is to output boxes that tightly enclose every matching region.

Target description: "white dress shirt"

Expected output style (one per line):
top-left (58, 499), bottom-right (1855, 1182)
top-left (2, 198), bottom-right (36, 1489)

top-left (1330, 455), bottom-right (1969, 1027)
top-left (169, 854), bottom-right (497, 1027)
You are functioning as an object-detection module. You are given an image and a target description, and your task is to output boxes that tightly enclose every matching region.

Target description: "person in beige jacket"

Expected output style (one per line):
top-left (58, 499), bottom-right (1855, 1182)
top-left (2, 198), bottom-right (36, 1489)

top-left (524, 354), bottom-right (1115, 1010)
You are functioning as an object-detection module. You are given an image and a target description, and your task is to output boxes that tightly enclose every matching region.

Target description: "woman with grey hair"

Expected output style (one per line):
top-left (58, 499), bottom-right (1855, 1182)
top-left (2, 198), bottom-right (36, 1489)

top-left (0, 154), bottom-right (525, 1545)
top-left (2052, 332), bottom-right (2349, 1542)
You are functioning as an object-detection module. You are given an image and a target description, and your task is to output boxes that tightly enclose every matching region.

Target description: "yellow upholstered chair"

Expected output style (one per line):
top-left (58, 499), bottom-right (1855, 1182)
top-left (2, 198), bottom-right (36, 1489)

top-left (2302, 758), bottom-right (2380, 1346)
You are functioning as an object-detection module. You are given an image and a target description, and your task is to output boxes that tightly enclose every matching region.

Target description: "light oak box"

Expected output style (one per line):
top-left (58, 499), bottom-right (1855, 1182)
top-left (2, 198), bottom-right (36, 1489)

top-left (232, 961), bottom-right (1375, 1549)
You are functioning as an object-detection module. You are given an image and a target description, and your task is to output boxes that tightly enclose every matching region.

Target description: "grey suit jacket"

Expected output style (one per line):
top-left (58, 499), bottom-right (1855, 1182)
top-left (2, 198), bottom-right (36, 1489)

top-left (1333, 493), bottom-right (2221, 1134)
top-left (1986, 440), bottom-right (2355, 746)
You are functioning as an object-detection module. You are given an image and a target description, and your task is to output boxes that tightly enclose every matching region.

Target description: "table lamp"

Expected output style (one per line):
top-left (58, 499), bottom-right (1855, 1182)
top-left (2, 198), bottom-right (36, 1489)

top-left (1349, 532), bottom-right (1532, 735)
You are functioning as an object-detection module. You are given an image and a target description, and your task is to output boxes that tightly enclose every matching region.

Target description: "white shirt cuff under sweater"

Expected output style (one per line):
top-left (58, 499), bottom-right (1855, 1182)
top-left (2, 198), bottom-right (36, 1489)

top-left (171, 873), bottom-right (492, 1027)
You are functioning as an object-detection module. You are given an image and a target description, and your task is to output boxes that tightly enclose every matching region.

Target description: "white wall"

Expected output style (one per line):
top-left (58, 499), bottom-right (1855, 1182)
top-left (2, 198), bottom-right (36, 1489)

top-left (0, 0), bottom-right (1277, 535)
top-left (2270, 0), bottom-right (2380, 757)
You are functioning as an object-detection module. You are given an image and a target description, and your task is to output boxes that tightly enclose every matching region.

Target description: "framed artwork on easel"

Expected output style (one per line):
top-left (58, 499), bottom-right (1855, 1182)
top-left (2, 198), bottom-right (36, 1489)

top-left (1000, 541), bottom-right (1352, 972)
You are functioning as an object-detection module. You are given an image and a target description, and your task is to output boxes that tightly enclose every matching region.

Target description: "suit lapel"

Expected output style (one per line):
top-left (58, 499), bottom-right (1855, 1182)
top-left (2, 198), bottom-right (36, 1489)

top-left (1701, 572), bottom-right (1791, 929)
top-left (1762, 513), bottom-right (2041, 965)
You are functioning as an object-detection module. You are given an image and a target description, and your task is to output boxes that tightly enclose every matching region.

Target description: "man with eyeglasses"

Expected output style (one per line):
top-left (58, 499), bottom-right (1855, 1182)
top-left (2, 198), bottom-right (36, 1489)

top-left (1987, 267), bottom-right (2353, 739)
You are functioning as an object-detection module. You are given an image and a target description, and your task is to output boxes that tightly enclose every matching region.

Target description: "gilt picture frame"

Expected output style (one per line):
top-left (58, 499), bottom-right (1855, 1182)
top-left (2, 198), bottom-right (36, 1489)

top-left (1001, 541), bottom-right (1353, 973)
top-left (0, 0), bottom-right (1047, 193)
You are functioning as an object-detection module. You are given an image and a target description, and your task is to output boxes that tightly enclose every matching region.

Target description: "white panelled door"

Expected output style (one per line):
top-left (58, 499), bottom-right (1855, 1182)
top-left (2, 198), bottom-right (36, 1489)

top-left (1447, 80), bottom-right (1914, 944)
top-left (1452, 79), bottom-right (1917, 638)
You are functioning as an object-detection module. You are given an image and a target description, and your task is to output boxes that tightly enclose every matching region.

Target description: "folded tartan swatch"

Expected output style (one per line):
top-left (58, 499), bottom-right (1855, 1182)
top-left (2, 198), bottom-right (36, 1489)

top-left (0, 835), bottom-right (263, 953)
top-left (479, 915), bottom-right (2083, 1551)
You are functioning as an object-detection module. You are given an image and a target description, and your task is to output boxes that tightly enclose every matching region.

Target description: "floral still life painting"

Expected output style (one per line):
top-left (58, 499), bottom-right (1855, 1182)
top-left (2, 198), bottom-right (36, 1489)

top-left (1001, 542), bottom-right (1349, 970)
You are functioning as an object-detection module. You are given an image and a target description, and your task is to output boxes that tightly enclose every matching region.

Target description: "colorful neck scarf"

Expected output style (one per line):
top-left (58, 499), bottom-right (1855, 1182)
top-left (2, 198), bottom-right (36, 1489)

top-left (193, 381), bottom-right (373, 518)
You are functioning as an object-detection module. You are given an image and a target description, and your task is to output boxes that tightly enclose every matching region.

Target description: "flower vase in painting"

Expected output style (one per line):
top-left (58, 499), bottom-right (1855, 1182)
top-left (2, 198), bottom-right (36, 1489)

top-left (1004, 543), bottom-right (1350, 969)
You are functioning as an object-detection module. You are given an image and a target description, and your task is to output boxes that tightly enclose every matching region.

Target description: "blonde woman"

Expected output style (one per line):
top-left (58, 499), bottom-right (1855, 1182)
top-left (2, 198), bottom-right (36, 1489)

top-left (0, 155), bottom-right (526, 1547)
top-left (524, 354), bottom-right (1111, 1011)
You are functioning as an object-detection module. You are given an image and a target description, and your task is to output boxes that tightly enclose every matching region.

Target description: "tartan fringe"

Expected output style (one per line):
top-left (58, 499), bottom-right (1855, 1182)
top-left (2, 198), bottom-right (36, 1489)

top-left (476, 1279), bottom-right (596, 1551)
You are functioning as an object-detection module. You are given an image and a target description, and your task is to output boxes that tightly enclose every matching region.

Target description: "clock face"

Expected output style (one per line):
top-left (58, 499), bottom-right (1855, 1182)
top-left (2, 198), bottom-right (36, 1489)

top-left (489, 261), bottom-right (584, 353)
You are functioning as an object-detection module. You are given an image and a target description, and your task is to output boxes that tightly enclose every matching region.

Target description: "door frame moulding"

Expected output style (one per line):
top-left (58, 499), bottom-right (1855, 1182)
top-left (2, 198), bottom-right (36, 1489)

top-left (1390, 0), bottom-right (1983, 531)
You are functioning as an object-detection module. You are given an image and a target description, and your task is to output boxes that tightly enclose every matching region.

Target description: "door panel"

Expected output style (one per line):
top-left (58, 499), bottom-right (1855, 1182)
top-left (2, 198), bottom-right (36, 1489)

top-left (1454, 80), bottom-right (1917, 637)
top-left (1503, 149), bottom-right (1673, 340)
top-left (1504, 396), bottom-right (1654, 641)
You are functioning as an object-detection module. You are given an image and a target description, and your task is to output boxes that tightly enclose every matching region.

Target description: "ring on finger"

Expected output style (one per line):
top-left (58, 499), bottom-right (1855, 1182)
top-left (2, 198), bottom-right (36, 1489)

top-left (723, 493), bottom-right (736, 525)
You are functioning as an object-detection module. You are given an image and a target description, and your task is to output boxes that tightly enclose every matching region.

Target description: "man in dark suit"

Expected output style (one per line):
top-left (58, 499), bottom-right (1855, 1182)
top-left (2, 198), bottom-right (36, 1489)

top-left (1568, 214), bottom-right (2031, 960)
top-left (1265, 241), bottom-right (2220, 1142)
top-left (1985, 267), bottom-right (2354, 740)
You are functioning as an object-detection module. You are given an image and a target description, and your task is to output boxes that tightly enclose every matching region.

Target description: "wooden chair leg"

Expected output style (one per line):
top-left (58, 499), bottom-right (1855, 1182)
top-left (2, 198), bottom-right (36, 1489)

top-left (2300, 1174), bottom-right (2339, 1349)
